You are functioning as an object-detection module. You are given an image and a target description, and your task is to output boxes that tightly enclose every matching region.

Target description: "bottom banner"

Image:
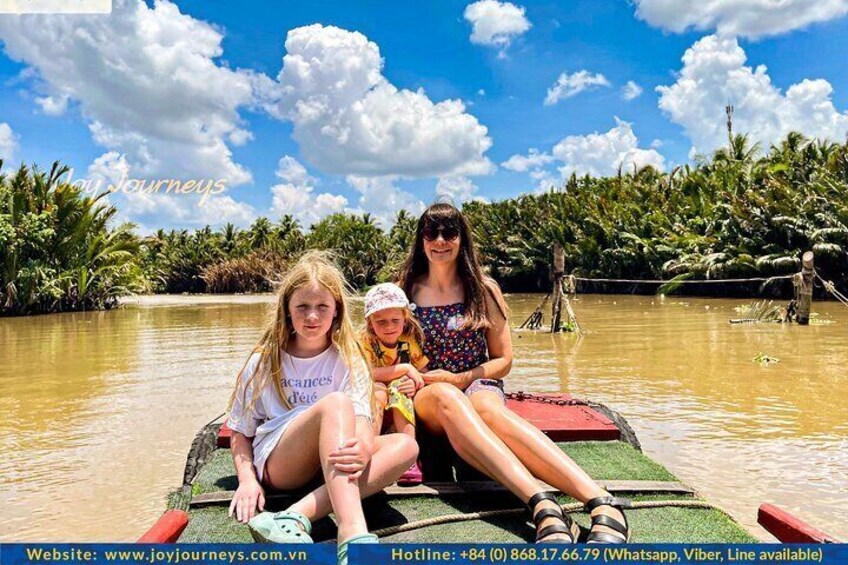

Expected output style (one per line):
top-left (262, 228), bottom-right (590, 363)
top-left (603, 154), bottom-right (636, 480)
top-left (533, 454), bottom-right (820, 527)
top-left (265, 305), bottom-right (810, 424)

top-left (350, 543), bottom-right (848, 565)
top-left (0, 543), bottom-right (335, 565)
top-left (2, 543), bottom-right (847, 565)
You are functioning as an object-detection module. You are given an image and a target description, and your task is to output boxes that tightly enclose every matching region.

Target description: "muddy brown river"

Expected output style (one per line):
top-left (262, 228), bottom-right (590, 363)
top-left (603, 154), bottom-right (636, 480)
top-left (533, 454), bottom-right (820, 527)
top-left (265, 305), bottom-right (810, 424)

top-left (1, 294), bottom-right (846, 541)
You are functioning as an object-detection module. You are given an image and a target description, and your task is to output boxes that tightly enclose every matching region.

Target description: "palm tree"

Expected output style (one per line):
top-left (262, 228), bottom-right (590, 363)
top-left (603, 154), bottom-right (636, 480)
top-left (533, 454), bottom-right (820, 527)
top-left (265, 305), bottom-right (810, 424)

top-left (1, 161), bottom-right (145, 315)
top-left (248, 217), bottom-right (273, 250)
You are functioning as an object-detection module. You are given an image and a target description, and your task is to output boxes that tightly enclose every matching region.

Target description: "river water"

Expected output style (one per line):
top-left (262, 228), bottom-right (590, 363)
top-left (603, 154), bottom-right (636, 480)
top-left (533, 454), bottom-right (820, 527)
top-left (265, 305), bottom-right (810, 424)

top-left (1, 294), bottom-right (846, 542)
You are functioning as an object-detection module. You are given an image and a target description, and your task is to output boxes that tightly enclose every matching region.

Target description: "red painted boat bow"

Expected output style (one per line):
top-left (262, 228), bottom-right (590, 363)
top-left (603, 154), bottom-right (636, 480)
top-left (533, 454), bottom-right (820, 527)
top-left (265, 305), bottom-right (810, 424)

top-left (758, 504), bottom-right (839, 543)
top-left (137, 510), bottom-right (189, 543)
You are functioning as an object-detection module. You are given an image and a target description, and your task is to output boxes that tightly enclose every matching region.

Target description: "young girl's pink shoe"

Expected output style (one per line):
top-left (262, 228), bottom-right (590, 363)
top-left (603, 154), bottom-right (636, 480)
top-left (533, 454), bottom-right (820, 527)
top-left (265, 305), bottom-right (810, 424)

top-left (397, 462), bottom-right (423, 485)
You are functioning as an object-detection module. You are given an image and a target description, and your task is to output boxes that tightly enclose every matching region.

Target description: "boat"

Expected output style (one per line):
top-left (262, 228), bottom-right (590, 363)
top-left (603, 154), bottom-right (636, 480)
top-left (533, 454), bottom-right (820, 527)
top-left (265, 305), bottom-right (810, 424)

top-left (139, 393), bottom-right (838, 544)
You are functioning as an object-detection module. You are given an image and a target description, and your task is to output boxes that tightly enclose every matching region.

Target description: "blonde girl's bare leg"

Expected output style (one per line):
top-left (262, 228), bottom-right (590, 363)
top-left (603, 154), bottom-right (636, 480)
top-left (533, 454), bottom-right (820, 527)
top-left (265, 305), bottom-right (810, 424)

top-left (264, 391), bottom-right (367, 542)
top-left (287, 433), bottom-right (418, 521)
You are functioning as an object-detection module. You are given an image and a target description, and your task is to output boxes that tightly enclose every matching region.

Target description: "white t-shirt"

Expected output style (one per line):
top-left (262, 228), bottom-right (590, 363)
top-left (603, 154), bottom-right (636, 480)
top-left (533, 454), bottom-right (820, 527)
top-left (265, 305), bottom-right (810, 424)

top-left (228, 344), bottom-right (372, 481)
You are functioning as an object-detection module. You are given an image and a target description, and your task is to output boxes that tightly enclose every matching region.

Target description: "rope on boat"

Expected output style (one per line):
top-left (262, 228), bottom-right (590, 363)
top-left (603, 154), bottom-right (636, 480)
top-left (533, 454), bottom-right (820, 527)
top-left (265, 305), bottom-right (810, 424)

top-left (573, 275), bottom-right (794, 285)
top-left (368, 499), bottom-right (734, 539)
top-left (204, 412), bottom-right (227, 427)
top-left (815, 272), bottom-right (848, 308)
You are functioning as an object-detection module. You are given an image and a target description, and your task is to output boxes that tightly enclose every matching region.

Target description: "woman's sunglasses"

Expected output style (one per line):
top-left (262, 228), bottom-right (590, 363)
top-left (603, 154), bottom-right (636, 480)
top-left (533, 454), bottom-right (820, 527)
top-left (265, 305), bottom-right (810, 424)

top-left (422, 224), bottom-right (460, 242)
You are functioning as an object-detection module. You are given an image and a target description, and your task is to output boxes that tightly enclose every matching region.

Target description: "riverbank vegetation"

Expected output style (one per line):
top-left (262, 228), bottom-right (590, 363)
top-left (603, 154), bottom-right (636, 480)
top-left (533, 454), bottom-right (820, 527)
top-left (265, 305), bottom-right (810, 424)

top-left (1, 162), bottom-right (146, 316)
top-left (2, 132), bottom-right (847, 315)
top-left (466, 133), bottom-right (848, 295)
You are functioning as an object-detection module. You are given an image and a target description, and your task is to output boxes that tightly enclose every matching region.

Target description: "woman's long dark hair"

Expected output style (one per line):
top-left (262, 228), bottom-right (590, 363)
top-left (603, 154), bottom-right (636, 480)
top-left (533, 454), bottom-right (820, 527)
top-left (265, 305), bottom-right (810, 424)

top-left (397, 202), bottom-right (505, 330)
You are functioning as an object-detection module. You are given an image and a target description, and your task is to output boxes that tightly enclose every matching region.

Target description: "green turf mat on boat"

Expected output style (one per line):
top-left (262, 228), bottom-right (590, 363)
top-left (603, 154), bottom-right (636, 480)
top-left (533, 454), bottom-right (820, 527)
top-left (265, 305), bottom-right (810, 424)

top-left (179, 493), bottom-right (757, 543)
top-left (191, 449), bottom-right (239, 493)
top-left (181, 440), bottom-right (756, 543)
top-left (189, 441), bottom-right (675, 496)
top-left (556, 442), bottom-right (676, 482)
top-left (180, 507), bottom-right (253, 543)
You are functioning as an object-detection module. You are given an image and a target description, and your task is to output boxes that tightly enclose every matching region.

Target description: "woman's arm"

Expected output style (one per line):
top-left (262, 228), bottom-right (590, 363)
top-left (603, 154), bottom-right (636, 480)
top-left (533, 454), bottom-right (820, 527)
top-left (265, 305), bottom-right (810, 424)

top-left (229, 431), bottom-right (265, 523)
top-left (459, 285), bottom-right (513, 386)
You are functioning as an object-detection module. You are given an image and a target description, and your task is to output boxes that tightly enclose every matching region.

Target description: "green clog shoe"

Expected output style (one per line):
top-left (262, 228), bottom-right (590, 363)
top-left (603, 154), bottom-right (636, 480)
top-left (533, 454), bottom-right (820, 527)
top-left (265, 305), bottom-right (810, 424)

top-left (248, 510), bottom-right (313, 544)
top-left (337, 532), bottom-right (378, 565)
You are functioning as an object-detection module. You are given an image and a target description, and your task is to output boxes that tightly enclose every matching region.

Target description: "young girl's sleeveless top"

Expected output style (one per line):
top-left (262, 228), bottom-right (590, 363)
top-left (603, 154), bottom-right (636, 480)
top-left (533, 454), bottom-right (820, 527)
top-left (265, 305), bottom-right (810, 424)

top-left (416, 303), bottom-right (488, 373)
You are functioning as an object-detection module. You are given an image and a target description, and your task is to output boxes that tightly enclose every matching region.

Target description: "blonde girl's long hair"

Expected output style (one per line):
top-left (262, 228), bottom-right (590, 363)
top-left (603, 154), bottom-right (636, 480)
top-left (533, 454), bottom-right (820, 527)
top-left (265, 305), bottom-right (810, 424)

top-left (230, 251), bottom-right (375, 417)
top-left (362, 307), bottom-right (425, 350)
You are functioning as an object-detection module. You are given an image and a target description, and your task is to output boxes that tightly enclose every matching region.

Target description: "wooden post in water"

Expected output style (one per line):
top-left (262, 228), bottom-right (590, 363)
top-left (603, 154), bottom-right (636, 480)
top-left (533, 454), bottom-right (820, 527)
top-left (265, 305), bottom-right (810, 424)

top-left (794, 251), bottom-right (814, 325)
top-left (550, 244), bottom-right (565, 333)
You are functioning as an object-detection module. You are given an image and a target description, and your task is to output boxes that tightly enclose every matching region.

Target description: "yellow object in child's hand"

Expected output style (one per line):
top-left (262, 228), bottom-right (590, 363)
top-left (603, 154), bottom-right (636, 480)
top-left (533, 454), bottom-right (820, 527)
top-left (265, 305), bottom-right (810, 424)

top-left (386, 379), bottom-right (415, 425)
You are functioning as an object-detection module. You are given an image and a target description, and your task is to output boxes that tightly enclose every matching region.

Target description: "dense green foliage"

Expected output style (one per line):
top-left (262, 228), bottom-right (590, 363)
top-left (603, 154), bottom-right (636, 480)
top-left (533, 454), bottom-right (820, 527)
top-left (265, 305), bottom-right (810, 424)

top-left (466, 133), bottom-right (848, 295)
top-left (140, 216), bottom-right (306, 293)
top-left (4, 132), bottom-right (847, 315)
top-left (0, 161), bottom-right (145, 315)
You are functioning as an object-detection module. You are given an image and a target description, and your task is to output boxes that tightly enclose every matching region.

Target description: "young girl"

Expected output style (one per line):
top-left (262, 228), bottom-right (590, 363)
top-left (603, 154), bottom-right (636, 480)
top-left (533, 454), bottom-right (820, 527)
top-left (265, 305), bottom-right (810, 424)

top-left (360, 283), bottom-right (428, 485)
top-left (227, 252), bottom-right (418, 563)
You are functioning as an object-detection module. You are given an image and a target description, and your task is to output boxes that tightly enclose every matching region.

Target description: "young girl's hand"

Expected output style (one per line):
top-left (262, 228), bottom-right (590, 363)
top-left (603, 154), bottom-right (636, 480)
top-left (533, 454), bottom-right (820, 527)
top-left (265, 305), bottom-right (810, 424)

top-left (228, 477), bottom-right (265, 524)
top-left (395, 375), bottom-right (417, 397)
top-left (328, 438), bottom-right (373, 481)
top-left (403, 364), bottom-right (425, 390)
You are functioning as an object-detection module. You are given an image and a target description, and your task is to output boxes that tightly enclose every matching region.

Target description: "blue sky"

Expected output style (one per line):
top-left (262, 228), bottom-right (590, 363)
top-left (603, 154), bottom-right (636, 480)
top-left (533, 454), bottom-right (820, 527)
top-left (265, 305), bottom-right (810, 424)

top-left (1, 0), bottom-right (847, 231)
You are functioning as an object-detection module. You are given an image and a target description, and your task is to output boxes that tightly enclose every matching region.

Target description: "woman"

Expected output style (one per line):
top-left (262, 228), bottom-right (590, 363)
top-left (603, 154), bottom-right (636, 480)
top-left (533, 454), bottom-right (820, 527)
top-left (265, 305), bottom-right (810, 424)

top-left (398, 202), bottom-right (630, 544)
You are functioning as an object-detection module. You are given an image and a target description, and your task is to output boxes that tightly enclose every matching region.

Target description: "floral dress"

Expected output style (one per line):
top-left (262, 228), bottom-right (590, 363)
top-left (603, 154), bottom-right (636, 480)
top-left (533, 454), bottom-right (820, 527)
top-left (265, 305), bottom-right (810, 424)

top-left (416, 303), bottom-right (488, 373)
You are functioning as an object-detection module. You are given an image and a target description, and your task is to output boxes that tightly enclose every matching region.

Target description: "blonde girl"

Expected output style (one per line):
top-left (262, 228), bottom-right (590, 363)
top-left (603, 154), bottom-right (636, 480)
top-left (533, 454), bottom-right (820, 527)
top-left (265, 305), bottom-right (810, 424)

top-left (227, 252), bottom-right (418, 562)
top-left (359, 283), bottom-right (429, 485)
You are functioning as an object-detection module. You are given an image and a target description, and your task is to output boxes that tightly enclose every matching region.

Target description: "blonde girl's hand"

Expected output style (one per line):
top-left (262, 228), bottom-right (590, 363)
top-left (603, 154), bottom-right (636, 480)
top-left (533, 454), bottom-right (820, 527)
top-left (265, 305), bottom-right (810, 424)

top-left (395, 376), bottom-right (417, 397)
top-left (328, 438), bottom-right (373, 481)
top-left (228, 477), bottom-right (265, 524)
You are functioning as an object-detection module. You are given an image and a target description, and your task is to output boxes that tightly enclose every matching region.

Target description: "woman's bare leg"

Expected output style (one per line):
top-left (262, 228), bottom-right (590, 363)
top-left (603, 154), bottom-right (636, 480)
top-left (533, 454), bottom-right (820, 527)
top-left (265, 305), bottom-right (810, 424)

top-left (470, 391), bottom-right (624, 537)
top-left (263, 391), bottom-right (367, 541)
top-left (414, 383), bottom-right (571, 540)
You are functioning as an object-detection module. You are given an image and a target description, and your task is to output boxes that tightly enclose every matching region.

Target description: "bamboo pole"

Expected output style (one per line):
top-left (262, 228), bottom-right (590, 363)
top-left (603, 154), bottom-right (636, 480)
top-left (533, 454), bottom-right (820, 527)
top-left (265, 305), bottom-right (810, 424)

top-left (551, 244), bottom-right (564, 333)
top-left (794, 251), bottom-right (814, 325)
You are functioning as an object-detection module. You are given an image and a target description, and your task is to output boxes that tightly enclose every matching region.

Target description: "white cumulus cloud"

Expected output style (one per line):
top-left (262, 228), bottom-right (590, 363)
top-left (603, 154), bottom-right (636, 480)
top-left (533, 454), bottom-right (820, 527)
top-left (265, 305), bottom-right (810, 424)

top-left (345, 175), bottom-right (425, 228)
top-left (544, 71), bottom-right (610, 105)
top-left (0, 0), bottom-right (257, 185)
top-left (276, 155), bottom-right (317, 187)
top-left (657, 35), bottom-right (848, 156)
top-left (553, 119), bottom-right (666, 177)
top-left (0, 123), bottom-right (19, 163)
top-left (435, 175), bottom-right (481, 203)
top-left (501, 148), bottom-right (554, 172)
top-left (621, 81), bottom-right (644, 101)
top-left (501, 121), bottom-right (664, 189)
top-left (265, 24), bottom-right (494, 179)
top-left (84, 151), bottom-right (254, 227)
top-left (633, 0), bottom-right (848, 39)
top-left (270, 156), bottom-right (348, 228)
top-left (464, 0), bottom-right (531, 48)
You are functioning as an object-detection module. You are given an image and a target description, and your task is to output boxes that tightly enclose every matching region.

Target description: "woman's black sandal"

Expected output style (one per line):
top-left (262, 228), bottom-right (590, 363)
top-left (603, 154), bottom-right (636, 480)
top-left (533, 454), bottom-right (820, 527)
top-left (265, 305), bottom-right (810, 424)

top-left (528, 492), bottom-right (581, 543)
top-left (585, 496), bottom-right (631, 544)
